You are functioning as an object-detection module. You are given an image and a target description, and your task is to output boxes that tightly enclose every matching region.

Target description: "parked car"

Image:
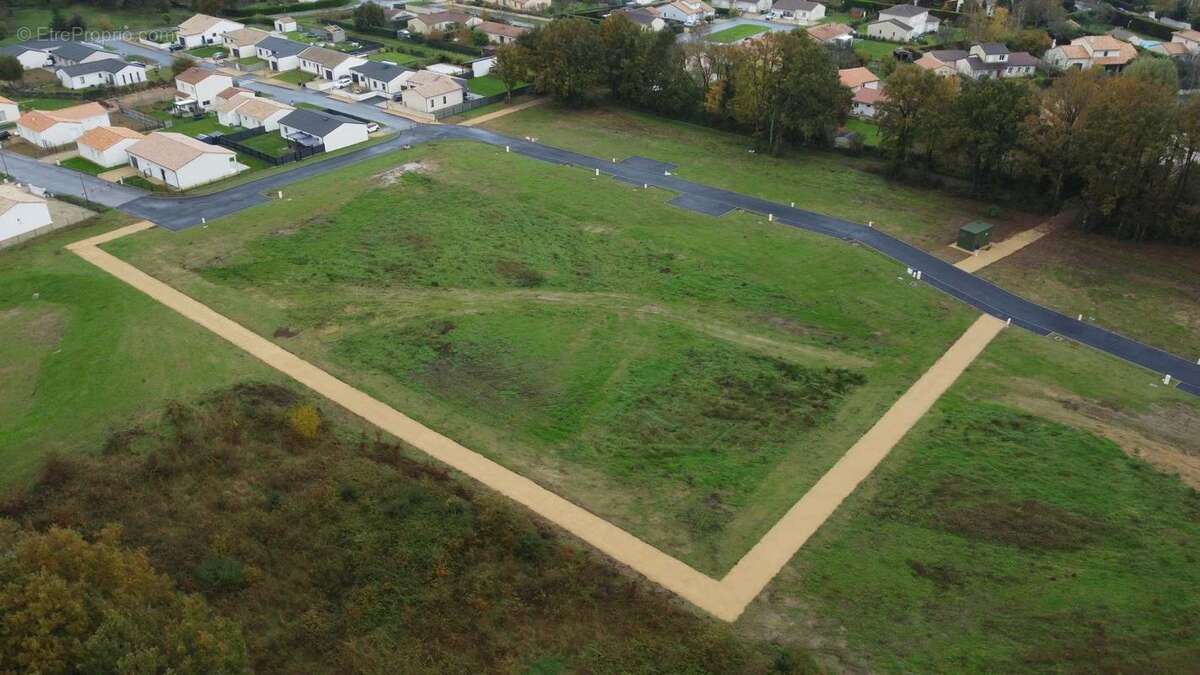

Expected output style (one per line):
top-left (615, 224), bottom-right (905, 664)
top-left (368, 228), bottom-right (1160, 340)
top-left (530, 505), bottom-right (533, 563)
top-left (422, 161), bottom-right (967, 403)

top-left (336, 76), bottom-right (353, 88)
top-left (168, 43), bottom-right (184, 52)
top-left (366, 122), bottom-right (380, 133)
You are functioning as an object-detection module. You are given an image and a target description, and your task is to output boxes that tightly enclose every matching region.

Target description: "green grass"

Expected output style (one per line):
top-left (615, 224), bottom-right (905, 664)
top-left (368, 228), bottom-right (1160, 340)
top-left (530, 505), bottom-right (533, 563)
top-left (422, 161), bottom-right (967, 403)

top-left (0, 5), bottom-right (191, 45)
top-left (708, 24), bottom-right (770, 43)
top-left (108, 140), bottom-right (976, 574)
top-left (747, 327), bottom-right (1200, 672)
top-left (0, 211), bottom-right (279, 486)
top-left (854, 38), bottom-right (899, 60)
top-left (13, 97), bottom-right (87, 111)
top-left (187, 45), bottom-right (226, 58)
top-left (366, 50), bottom-right (421, 65)
top-left (60, 156), bottom-right (108, 175)
top-left (273, 69), bottom-right (317, 85)
top-left (467, 75), bottom-right (517, 96)
top-left (150, 112), bottom-right (236, 138)
top-left (238, 131), bottom-right (292, 157)
top-left (121, 175), bottom-right (168, 192)
top-left (482, 106), bottom-right (1025, 250)
top-left (234, 56), bottom-right (264, 66)
top-left (844, 118), bottom-right (881, 147)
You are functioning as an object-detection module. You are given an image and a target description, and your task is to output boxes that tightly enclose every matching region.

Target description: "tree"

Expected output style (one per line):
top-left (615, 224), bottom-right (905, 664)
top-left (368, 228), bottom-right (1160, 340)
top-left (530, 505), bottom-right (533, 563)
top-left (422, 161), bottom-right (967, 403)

top-left (0, 55), bottom-right (22, 82)
top-left (951, 78), bottom-right (1035, 191)
top-left (965, 5), bottom-right (1013, 43)
top-left (354, 1), bottom-right (387, 30)
top-left (1009, 28), bottom-right (1052, 56)
top-left (172, 55), bottom-right (196, 76)
top-left (0, 523), bottom-right (250, 675)
top-left (49, 7), bottom-right (68, 33)
top-left (878, 64), bottom-right (943, 165)
top-left (599, 13), bottom-right (644, 94)
top-left (1125, 56), bottom-right (1180, 92)
top-left (526, 19), bottom-right (605, 106)
top-left (194, 0), bottom-right (224, 17)
top-left (1018, 68), bottom-right (1100, 209)
top-left (492, 42), bottom-right (530, 101)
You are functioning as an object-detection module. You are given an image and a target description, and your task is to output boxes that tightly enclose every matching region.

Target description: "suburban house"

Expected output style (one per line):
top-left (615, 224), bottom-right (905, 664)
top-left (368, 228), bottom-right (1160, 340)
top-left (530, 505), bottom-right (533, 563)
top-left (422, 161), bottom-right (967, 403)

top-left (0, 184), bottom-right (52, 245)
top-left (408, 11), bottom-right (473, 36)
top-left (46, 42), bottom-right (117, 66)
top-left (851, 87), bottom-right (887, 118)
top-left (867, 4), bottom-right (940, 41)
top-left (222, 28), bottom-right (272, 58)
top-left (349, 61), bottom-right (413, 94)
top-left (217, 95), bottom-right (295, 131)
top-left (771, 0), bottom-right (825, 25)
top-left (838, 66), bottom-right (880, 92)
top-left (618, 7), bottom-right (667, 31)
top-left (55, 59), bottom-right (146, 90)
top-left (176, 14), bottom-right (245, 49)
top-left (1043, 35), bottom-right (1137, 72)
top-left (256, 36), bottom-right (307, 72)
top-left (956, 43), bottom-right (1037, 79)
top-left (401, 70), bottom-right (466, 114)
top-left (274, 16), bottom-right (298, 33)
top-left (0, 96), bottom-right (18, 124)
top-left (277, 109), bottom-right (369, 152)
top-left (487, 0), bottom-right (552, 11)
top-left (476, 21), bottom-right (529, 44)
top-left (75, 126), bottom-right (145, 168)
top-left (1149, 41), bottom-right (1190, 57)
top-left (215, 86), bottom-right (253, 106)
top-left (0, 44), bottom-right (53, 70)
top-left (16, 102), bottom-right (110, 148)
top-left (657, 0), bottom-right (715, 26)
top-left (127, 132), bottom-right (244, 190)
top-left (915, 48), bottom-right (966, 75)
top-left (1171, 28), bottom-right (1200, 53)
top-left (807, 22), bottom-right (854, 45)
top-left (470, 55), bottom-right (497, 78)
top-left (299, 46), bottom-right (367, 81)
top-left (710, 0), bottom-right (772, 12)
top-left (319, 25), bottom-right (346, 43)
top-left (174, 68), bottom-right (234, 112)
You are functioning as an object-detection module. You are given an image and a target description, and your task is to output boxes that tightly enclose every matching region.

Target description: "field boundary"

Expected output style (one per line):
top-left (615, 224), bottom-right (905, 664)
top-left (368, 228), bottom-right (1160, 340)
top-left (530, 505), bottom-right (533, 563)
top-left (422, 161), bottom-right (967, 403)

top-left (68, 221), bottom-right (1004, 622)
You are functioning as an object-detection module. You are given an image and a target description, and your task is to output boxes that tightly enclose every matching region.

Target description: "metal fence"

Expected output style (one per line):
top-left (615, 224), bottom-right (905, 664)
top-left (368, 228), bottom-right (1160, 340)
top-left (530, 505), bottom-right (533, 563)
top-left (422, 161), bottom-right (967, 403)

top-left (117, 106), bottom-right (169, 130)
top-left (203, 127), bottom-right (324, 167)
top-left (431, 85), bottom-right (532, 120)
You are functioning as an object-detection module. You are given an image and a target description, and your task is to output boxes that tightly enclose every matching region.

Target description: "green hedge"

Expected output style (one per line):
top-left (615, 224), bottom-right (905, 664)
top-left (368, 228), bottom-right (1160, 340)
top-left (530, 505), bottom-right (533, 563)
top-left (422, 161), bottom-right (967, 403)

top-left (1114, 12), bottom-right (1179, 40)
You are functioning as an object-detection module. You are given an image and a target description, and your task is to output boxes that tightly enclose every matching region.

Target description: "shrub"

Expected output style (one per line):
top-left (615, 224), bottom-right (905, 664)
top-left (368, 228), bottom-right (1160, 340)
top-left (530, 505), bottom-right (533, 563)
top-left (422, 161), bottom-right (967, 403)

top-left (288, 404), bottom-right (321, 441)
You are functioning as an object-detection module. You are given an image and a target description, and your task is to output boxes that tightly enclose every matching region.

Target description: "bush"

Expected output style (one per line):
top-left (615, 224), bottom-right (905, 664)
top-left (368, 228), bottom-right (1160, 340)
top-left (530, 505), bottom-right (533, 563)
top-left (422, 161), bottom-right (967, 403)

top-left (194, 555), bottom-right (247, 592)
top-left (288, 404), bottom-right (321, 441)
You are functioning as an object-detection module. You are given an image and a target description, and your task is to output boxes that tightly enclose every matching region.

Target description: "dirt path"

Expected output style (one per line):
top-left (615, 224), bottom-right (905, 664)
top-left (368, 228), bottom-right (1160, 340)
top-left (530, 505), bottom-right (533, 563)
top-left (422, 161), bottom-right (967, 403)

top-left (458, 97), bottom-right (548, 127)
top-left (70, 222), bottom-right (1006, 623)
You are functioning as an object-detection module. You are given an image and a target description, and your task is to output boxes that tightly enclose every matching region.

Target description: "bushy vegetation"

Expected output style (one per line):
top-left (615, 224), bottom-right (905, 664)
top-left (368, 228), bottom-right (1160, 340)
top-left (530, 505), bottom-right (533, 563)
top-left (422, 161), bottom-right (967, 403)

top-left (0, 384), bottom-right (814, 674)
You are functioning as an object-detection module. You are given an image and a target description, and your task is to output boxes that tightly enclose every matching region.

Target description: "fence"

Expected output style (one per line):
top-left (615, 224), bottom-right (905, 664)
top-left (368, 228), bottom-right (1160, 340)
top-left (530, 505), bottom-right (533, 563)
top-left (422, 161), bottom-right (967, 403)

top-left (204, 127), bottom-right (324, 166)
top-left (117, 106), bottom-right (169, 131)
top-left (431, 85), bottom-right (532, 119)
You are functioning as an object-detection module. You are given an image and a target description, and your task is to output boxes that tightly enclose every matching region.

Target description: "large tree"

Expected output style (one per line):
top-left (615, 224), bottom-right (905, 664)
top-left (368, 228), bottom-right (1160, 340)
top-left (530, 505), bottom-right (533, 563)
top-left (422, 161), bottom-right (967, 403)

top-left (878, 64), bottom-right (946, 166)
top-left (1018, 69), bottom-right (1100, 209)
top-left (950, 77), bottom-right (1035, 191)
top-left (353, 1), bottom-right (387, 30)
top-left (492, 42), bottom-right (531, 101)
top-left (526, 18), bottom-right (604, 106)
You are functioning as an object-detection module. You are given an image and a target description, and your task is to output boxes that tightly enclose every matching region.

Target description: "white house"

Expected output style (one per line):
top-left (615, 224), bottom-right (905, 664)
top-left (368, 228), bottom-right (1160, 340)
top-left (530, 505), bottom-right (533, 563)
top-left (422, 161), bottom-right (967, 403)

top-left (807, 22), bottom-right (854, 45)
top-left (0, 44), bottom-right (52, 70)
top-left (838, 66), bottom-right (879, 92)
top-left (0, 184), bottom-right (52, 245)
top-left (771, 0), bottom-right (825, 25)
top-left (408, 11), bottom-right (473, 35)
top-left (658, 0), bottom-right (715, 26)
top-left (1043, 35), bottom-right (1137, 72)
top-left (709, 0), bottom-right (772, 13)
top-left (176, 14), bottom-right (245, 49)
top-left (851, 87), bottom-right (887, 118)
top-left (277, 108), bottom-right (369, 152)
top-left (0, 96), bottom-right (19, 124)
top-left (256, 36), bottom-right (307, 73)
top-left (56, 60), bottom-right (146, 90)
top-left (617, 7), bottom-right (668, 31)
top-left (47, 42), bottom-right (118, 66)
top-left (16, 102), bottom-right (110, 148)
top-left (76, 126), bottom-right (146, 168)
top-left (476, 21), bottom-right (529, 44)
top-left (274, 16), bottom-right (298, 33)
top-left (174, 67), bottom-right (234, 112)
top-left (401, 70), bottom-right (465, 115)
top-left (127, 132), bottom-right (244, 190)
top-left (217, 95), bottom-right (295, 131)
top-left (1171, 28), bottom-right (1200, 53)
top-left (222, 27), bottom-right (272, 58)
top-left (915, 48), bottom-right (966, 75)
top-left (349, 61), bottom-right (413, 95)
top-left (298, 46), bottom-right (367, 81)
top-left (956, 43), bottom-right (1037, 79)
top-left (867, 4), bottom-right (940, 41)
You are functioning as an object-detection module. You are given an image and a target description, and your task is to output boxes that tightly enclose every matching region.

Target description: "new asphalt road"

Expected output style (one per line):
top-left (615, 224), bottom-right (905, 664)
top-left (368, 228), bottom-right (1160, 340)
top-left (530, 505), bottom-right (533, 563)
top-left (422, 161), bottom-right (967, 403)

top-left (3, 123), bottom-right (1198, 396)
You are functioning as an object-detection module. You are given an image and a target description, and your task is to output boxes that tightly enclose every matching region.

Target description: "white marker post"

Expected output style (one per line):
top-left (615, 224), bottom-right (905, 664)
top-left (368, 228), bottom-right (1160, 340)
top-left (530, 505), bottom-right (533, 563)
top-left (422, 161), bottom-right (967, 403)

top-left (1078, 314), bottom-right (1083, 321)
top-left (643, 183), bottom-right (648, 189)
top-left (906, 267), bottom-right (913, 276)
top-left (595, 168), bottom-right (599, 176)
top-left (1164, 374), bottom-right (1172, 385)
top-left (790, 201), bottom-right (795, 208)
top-left (277, 191), bottom-right (283, 199)
top-left (201, 217), bottom-right (207, 224)
top-left (505, 145), bottom-right (510, 153)
top-left (768, 213), bottom-right (774, 222)
top-left (1006, 318), bottom-right (1012, 327)
top-left (916, 270), bottom-right (922, 280)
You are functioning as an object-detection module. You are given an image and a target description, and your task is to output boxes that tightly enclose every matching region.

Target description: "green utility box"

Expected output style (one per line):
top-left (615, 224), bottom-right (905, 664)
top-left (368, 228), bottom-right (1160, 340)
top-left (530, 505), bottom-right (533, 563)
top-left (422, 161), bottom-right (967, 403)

top-left (957, 221), bottom-right (993, 251)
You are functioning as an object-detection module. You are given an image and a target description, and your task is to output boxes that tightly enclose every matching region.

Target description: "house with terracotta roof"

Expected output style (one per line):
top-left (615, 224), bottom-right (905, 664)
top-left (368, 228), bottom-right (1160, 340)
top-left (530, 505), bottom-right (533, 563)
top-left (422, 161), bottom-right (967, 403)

top-left (771, 0), bottom-right (825, 25)
top-left (658, 0), bottom-right (715, 26)
top-left (866, 4), bottom-right (940, 42)
top-left (0, 96), bottom-right (18, 124)
top-left (1170, 29), bottom-right (1200, 53)
top-left (217, 95), bottom-right (295, 131)
top-left (838, 66), bottom-right (880, 92)
top-left (0, 184), bottom-right (52, 245)
top-left (851, 87), bottom-right (888, 118)
top-left (299, 46), bottom-right (367, 81)
top-left (408, 11), bottom-right (474, 36)
top-left (401, 70), bottom-right (466, 114)
top-left (175, 68), bottom-right (234, 112)
top-left (807, 22), bottom-right (854, 45)
top-left (16, 102), bottom-right (110, 148)
top-left (76, 126), bottom-right (146, 167)
top-left (1043, 35), bottom-right (1136, 72)
top-left (127, 132), bottom-right (244, 190)
top-left (176, 14), bottom-right (245, 49)
top-left (222, 27), bottom-right (272, 58)
top-left (1149, 40), bottom-right (1190, 57)
top-left (617, 7), bottom-right (668, 31)
top-left (956, 43), bottom-right (1037, 79)
top-left (476, 21), bottom-right (529, 44)
top-left (915, 49), bottom-right (967, 76)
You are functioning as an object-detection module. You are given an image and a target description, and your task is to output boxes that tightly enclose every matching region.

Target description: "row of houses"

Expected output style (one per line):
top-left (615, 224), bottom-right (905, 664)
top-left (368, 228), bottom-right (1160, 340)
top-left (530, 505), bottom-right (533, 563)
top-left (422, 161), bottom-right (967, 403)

top-left (0, 40), bottom-right (148, 90)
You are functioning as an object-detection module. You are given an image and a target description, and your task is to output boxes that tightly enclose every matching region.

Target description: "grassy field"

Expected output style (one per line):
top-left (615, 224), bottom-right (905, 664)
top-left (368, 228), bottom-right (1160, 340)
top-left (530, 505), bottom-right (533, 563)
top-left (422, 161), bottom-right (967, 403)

top-left (121, 175), bottom-right (168, 192)
top-left (187, 45), bottom-right (226, 58)
top-left (980, 229), bottom-right (1200, 358)
top-left (239, 131), bottom-right (293, 157)
top-left (708, 24), bottom-right (771, 43)
top-left (366, 50), bottom-right (421, 65)
top-left (854, 38), bottom-right (900, 62)
top-left (744, 326), bottom-right (1200, 672)
top-left (12, 97), bottom-right (85, 111)
top-left (844, 118), bottom-right (881, 147)
top-left (0, 5), bottom-right (191, 45)
top-left (468, 75), bottom-right (514, 96)
top-left (143, 109), bottom-right (236, 138)
top-left (0, 211), bottom-right (280, 486)
top-left (107, 139), bottom-right (977, 575)
top-left (60, 156), bottom-right (107, 175)
top-left (274, 69), bottom-right (317, 85)
top-left (482, 106), bottom-right (1031, 250)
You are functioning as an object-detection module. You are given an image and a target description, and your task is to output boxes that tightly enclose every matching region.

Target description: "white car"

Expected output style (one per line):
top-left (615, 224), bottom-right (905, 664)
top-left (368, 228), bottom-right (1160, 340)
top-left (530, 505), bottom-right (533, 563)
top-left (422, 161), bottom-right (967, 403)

top-left (366, 122), bottom-right (380, 133)
top-left (335, 76), bottom-right (353, 88)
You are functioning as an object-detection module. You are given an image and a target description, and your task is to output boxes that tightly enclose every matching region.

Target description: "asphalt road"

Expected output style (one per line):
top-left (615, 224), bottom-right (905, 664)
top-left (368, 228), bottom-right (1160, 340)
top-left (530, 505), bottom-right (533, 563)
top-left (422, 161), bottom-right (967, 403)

top-left (0, 151), bottom-right (144, 207)
top-left (4, 119), bottom-right (1197, 396)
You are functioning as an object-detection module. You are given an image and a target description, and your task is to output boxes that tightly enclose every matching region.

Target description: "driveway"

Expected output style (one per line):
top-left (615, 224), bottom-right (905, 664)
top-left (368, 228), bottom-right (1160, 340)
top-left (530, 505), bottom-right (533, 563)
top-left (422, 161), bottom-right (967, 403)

top-left (96, 38), bottom-right (175, 67)
top-left (0, 150), bottom-right (144, 207)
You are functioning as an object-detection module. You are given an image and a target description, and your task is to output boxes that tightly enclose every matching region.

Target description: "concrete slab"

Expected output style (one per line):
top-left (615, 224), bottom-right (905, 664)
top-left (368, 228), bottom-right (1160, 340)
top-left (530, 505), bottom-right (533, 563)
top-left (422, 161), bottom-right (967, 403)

top-left (618, 156), bottom-right (678, 174)
top-left (669, 192), bottom-right (735, 217)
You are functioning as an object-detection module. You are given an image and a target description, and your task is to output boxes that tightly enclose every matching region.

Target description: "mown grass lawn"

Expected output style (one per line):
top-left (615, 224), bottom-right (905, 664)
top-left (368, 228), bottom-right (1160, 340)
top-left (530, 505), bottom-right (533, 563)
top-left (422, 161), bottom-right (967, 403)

top-left (482, 105), bottom-right (1027, 250)
top-left (467, 75), bottom-right (517, 97)
top-left (239, 132), bottom-right (292, 157)
top-left (367, 50), bottom-right (421, 65)
top-left (108, 140), bottom-right (976, 575)
top-left (60, 156), bottom-right (108, 175)
top-left (708, 24), bottom-right (770, 43)
top-left (845, 117), bottom-right (881, 146)
top-left (0, 4), bottom-right (191, 45)
top-left (187, 45), bottom-right (226, 58)
top-left (854, 38), bottom-right (899, 60)
top-left (273, 69), bottom-right (316, 85)
top-left (13, 97), bottom-right (86, 111)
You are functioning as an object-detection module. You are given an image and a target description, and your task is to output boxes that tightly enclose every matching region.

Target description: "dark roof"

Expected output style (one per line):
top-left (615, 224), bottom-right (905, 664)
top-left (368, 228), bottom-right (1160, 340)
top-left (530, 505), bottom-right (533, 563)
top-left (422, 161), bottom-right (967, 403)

top-left (0, 45), bottom-right (38, 57)
top-left (960, 221), bottom-right (993, 234)
top-left (619, 8), bottom-right (659, 26)
top-left (1006, 51), bottom-right (1038, 66)
top-left (881, 3), bottom-right (927, 17)
top-left (278, 108), bottom-right (364, 137)
top-left (773, 0), bottom-right (821, 10)
top-left (52, 42), bottom-right (111, 62)
top-left (19, 39), bottom-right (70, 51)
top-left (256, 36), bottom-right (307, 58)
top-left (57, 58), bottom-right (141, 77)
top-left (350, 60), bottom-right (411, 82)
top-left (928, 49), bottom-right (968, 62)
top-left (873, 18), bottom-right (915, 31)
top-left (978, 42), bottom-right (1009, 55)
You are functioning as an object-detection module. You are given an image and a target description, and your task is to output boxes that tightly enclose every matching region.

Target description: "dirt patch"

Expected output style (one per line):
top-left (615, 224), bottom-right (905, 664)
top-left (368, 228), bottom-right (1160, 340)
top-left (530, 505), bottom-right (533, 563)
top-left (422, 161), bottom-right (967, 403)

top-left (373, 161), bottom-right (430, 185)
top-left (3, 305), bottom-right (67, 347)
top-left (273, 327), bottom-right (301, 338)
top-left (495, 260), bottom-right (545, 288)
